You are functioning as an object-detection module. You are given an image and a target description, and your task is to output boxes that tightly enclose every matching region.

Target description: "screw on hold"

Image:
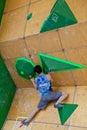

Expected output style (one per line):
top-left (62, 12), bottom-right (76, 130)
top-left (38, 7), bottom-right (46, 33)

top-left (20, 71), bottom-right (24, 75)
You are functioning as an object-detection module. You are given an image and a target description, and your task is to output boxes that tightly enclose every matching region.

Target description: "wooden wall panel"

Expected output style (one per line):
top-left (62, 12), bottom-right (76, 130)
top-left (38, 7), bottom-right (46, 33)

top-left (0, 39), bottom-right (29, 59)
top-left (31, 123), bottom-right (68, 130)
top-left (69, 127), bottom-right (87, 130)
top-left (7, 88), bottom-right (40, 120)
top-left (4, 0), bottom-right (30, 12)
top-left (66, 47), bottom-right (87, 85)
top-left (31, 53), bottom-right (40, 65)
top-left (25, 30), bottom-right (62, 55)
top-left (0, 6), bottom-right (28, 42)
top-left (25, 0), bottom-right (55, 36)
top-left (58, 22), bottom-right (87, 50)
top-left (78, 22), bottom-right (87, 42)
top-left (31, 0), bottom-right (42, 3)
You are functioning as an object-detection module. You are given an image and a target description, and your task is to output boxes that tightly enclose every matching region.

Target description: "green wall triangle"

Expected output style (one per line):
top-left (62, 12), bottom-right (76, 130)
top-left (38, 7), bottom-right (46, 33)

top-left (39, 53), bottom-right (87, 73)
top-left (58, 103), bottom-right (78, 125)
top-left (15, 58), bottom-right (36, 80)
top-left (40, 0), bottom-right (77, 32)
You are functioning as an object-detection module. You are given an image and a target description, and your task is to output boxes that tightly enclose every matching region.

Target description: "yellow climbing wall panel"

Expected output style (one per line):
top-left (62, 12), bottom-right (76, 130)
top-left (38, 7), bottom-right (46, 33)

top-left (66, 0), bottom-right (87, 22)
top-left (0, 0), bottom-right (87, 129)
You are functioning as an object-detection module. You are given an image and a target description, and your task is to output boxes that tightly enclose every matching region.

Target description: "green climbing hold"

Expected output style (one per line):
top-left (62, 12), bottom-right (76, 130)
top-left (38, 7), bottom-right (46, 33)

top-left (20, 71), bottom-right (24, 75)
top-left (27, 13), bottom-right (32, 20)
top-left (58, 103), bottom-right (78, 125)
top-left (15, 57), bottom-right (35, 80)
top-left (39, 53), bottom-right (87, 73)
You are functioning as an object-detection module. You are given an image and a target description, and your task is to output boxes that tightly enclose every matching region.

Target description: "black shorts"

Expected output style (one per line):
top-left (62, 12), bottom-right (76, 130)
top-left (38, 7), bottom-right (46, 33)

top-left (38, 91), bottom-right (62, 109)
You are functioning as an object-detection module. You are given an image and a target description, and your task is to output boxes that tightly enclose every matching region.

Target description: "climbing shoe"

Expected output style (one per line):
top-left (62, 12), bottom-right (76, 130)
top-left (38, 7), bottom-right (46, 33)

top-left (19, 119), bottom-right (29, 127)
top-left (54, 103), bottom-right (64, 108)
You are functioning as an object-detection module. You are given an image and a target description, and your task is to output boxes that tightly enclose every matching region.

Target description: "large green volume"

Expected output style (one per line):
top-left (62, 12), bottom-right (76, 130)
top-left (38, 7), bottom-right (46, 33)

top-left (40, 0), bottom-right (77, 32)
top-left (39, 53), bottom-right (87, 73)
top-left (15, 57), bottom-right (36, 80)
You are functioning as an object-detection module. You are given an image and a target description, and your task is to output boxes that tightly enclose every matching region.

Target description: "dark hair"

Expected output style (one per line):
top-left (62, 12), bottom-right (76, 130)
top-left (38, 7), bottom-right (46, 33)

top-left (34, 65), bottom-right (42, 74)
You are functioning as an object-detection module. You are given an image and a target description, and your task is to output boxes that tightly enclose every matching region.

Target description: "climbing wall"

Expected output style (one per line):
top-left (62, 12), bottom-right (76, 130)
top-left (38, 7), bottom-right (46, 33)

top-left (0, 0), bottom-right (87, 129)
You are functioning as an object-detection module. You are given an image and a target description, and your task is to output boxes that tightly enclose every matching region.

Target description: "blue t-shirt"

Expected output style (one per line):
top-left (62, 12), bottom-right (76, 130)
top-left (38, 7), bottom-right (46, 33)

top-left (36, 74), bottom-right (52, 96)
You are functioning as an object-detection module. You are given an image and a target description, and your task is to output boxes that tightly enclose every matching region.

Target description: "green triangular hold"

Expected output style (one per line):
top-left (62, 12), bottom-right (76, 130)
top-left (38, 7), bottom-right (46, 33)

top-left (15, 58), bottom-right (36, 80)
top-left (58, 103), bottom-right (78, 125)
top-left (40, 0), bottom-right (77, 32)
top-left (39, 53), bottom-right (87, 73)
